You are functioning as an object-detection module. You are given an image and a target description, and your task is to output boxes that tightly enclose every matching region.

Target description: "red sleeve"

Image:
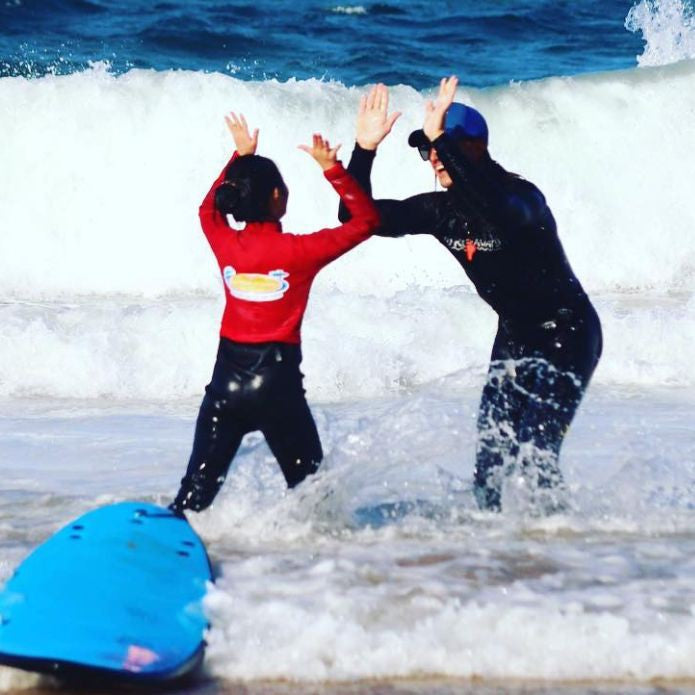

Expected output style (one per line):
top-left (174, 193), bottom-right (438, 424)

top-left (293, 163), bottom-right (380, 267)
top-left (199, 151), bottom-right (239, 251)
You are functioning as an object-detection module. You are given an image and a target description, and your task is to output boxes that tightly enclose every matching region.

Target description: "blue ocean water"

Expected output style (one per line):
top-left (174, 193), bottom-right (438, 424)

top-left (1, 0), bottom-right (648, 86)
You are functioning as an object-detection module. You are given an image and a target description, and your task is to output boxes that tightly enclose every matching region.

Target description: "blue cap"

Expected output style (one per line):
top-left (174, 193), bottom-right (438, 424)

top-left (445, 102), bottom-right (488, 142)
top-left (408, 101), bottom-right (489, 151)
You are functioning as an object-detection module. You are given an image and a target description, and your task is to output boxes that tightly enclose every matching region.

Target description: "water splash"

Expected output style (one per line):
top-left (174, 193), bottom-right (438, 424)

top-left (626, 0), bottom-right (695, 66)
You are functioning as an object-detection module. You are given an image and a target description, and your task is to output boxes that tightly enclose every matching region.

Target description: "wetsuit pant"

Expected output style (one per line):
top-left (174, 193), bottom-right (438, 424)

top-left (474, 302), bottom-right (603, 511)
top-left (170, 338), bottom-right (323, 513)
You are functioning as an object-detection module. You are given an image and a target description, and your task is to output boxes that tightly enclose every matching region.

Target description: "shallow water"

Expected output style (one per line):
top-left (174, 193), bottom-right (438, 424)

top-left (1, 382), bottom-right (695, 690)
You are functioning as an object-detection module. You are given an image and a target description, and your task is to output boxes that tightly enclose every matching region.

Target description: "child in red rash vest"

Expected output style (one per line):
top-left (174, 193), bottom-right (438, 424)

top-left (169, 113), bottom-right (380, 514)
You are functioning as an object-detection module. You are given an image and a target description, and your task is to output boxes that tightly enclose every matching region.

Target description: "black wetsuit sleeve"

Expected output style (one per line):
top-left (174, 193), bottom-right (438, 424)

top-left (340, 143), bottom-right (376, 203)
top-left (432, 133), bottom-right (547, 229)
top-left (339, 143), bottom-right (445, 238)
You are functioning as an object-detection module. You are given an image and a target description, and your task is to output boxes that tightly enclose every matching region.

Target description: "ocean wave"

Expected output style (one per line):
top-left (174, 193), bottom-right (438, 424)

top-left (1, 64), bottom-right (694, 300)
top-left (330, 5), bottom-right (368, 15)
top-left (0, 291), bottom-right (692, 401)
top-left (627, 0), bottom-right (695, 65)
top-left (330, 3), bottom-right (404, 15)
top-left (1, 64), bottom-right (694, 399)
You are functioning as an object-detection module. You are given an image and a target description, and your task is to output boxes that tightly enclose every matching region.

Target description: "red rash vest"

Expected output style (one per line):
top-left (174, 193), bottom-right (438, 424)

top-left (199, 152), bottom-right (380, 344)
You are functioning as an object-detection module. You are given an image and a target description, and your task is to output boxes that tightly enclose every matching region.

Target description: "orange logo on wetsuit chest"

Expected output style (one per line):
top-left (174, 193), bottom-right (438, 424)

top-left (464, 239), bottom-right (477, 262)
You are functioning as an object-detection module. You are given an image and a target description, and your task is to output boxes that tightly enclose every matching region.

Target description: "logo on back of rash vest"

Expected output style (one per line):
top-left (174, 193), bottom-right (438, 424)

top-left (223, 266), bottom-right (290, 302)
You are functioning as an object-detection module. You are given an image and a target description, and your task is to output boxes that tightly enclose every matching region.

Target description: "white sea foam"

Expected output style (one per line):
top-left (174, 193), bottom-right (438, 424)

top-left (0, 668), bottom-right (39, 691)
top-left (204, 581), bottom-right (695, 682)
top-left (1, 62), bottom-right (694, 298)
top-left (188, 385), bottom-right (695, 684)
top-left (0, 63), bottom-right (694, 400)
top-left (330, 5), bottom-right (368, 15)
top-left (0, 291), bottom-right (693, 401)
top-left (1, 379), bottom-right (694, 687)
top-left (627, 0), bottom-right (695, 66)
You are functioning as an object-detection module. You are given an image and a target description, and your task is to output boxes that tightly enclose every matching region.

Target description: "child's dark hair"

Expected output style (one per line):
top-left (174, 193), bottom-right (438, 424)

top-left (215, 155), bottom-right (287, 222)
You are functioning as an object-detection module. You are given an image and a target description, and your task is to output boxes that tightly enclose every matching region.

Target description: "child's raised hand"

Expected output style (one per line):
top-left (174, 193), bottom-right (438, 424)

top-left (225, 112), bottom-right (258, 155)
top-left (298, 134), bottom-right (341, 171)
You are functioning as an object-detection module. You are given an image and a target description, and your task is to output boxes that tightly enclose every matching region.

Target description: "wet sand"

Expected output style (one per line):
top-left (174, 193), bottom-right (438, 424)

top-left (6, 676), bottom-right (695, 695)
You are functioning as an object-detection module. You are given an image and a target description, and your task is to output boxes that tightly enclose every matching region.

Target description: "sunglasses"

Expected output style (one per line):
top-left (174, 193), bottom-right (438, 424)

top-left (417, 135), bottom-right (482, 162)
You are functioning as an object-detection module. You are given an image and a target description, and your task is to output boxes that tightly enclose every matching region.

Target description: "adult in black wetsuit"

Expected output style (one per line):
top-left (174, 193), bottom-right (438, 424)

top-left (340, 78), bottom-right (602, 511)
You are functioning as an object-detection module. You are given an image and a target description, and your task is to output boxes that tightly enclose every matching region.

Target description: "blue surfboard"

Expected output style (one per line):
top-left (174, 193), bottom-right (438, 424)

top-left (0, 502), bottom-right (211, 684)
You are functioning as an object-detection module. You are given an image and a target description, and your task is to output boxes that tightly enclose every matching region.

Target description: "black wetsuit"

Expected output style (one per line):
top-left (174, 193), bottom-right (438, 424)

top-left (171, 339), bottom-right (322, 513)
top-left (340, 136), bottom-right (602, 510)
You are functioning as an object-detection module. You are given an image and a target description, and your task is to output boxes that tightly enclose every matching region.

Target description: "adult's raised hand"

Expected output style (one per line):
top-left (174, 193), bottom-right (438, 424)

top-left (423, 76), bottom-right (458, 142)
top-left (356, 83), bottom-right (401, 151)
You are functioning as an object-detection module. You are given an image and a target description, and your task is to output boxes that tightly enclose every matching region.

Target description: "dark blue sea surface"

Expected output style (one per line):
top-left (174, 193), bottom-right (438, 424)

top-left (0, 0), bottom-right (648, 86)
